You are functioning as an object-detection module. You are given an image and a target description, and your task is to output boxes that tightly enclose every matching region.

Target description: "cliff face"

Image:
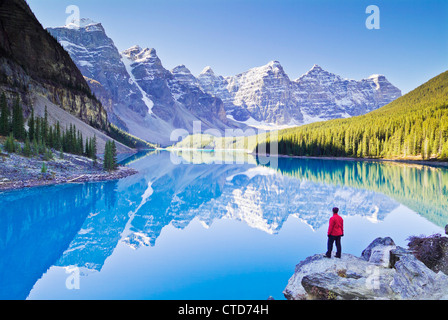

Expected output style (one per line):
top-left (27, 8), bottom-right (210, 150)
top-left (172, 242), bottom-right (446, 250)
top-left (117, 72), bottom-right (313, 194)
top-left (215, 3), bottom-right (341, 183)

top-left (0, 0), bottom-right (108, 129)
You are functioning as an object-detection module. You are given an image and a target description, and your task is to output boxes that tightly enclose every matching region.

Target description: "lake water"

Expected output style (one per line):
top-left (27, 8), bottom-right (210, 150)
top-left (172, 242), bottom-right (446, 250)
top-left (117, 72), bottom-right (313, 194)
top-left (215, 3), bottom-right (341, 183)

top-left (0, 151), bottom-right (446, 300)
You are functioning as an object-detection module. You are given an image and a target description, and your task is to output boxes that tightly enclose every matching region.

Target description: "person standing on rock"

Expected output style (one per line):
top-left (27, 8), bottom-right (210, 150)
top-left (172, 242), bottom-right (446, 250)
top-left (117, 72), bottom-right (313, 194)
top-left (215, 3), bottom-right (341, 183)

top-left (325, 207), bottom-right (344, 259)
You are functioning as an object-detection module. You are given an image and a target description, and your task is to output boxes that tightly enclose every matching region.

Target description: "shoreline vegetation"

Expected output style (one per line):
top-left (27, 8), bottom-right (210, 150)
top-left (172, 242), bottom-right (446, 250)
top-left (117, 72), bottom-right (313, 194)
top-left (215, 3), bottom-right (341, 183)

top-left (0, 93), bottom-right (140, 192)
top-left (167, 142), bottom-right (448, 169)
top-left (4, 143), bottom-right (447, 193)
top-left (0, 145), bottom-right (137, 192)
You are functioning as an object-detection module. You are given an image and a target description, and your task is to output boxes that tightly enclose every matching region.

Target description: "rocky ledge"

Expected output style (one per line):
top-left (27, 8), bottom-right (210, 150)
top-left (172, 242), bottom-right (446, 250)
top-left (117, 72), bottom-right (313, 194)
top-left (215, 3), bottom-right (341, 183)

top-left (284, 236), bottom-right (448, 300)
top-left (0, 151), bottom-right (137, 192)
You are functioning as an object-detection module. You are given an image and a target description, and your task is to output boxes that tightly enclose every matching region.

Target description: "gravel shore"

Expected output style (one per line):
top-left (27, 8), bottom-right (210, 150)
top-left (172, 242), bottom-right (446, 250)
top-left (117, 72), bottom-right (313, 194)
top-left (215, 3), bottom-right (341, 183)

top-left (0, 151), bottom-right (138, 192)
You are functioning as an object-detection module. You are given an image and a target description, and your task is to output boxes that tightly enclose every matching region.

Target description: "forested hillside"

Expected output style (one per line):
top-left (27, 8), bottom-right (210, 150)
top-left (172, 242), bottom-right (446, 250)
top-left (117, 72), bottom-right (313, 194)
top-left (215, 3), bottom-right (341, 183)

top-left (256, 70), bottom-right (448, 160)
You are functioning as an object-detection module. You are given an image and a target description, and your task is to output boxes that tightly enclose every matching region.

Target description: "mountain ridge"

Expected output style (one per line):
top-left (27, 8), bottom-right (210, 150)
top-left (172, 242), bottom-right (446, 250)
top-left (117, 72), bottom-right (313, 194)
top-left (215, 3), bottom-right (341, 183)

top-left (47, 17), bottom-right (401, 145)
top-left (256, 69), bottom-right (448, 160)
top-left (48, 22), bottom-right (245, 146)
top-left (198, 61), bottom-right (402, 126)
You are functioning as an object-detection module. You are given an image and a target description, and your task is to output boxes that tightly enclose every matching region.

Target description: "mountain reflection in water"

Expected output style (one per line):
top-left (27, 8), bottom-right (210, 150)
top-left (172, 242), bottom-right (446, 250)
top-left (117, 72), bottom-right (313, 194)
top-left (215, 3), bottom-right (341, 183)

top-left (0, 151), bottom-right (446, 299)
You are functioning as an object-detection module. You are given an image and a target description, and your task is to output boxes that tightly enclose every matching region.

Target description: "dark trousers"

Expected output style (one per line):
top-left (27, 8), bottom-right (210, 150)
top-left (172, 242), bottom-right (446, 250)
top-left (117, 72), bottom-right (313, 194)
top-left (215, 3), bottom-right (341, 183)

top-left (326, 235), bottom-right (342, 258)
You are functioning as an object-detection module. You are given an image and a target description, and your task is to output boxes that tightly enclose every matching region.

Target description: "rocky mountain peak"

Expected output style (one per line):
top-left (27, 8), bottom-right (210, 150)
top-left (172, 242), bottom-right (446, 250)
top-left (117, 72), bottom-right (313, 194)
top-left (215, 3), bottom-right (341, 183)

top-left (297, 64), bottom-right (338, 80)
top-left (171, 65), bottom-right (192, 75)
top-left (122, 46), bottom-right (158, 63)
top-left (171, 65), bottom-right (198, 87)
top-left (200, 66), bottom-right (215, 76)
top-left (267, 60), bottom-right (283, 69)
top-left (368, 74), bottom-right (385, 80)
top-left (64, 18), bottom-right (104, 32)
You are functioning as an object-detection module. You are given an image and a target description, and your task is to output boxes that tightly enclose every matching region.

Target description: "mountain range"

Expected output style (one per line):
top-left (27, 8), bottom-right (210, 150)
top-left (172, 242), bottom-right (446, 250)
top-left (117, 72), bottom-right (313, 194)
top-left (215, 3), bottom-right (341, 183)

top-left (47, 19), bottom-right (402, 145)
top-left (262, 69), bottom-right (448, 160)
top-left (198, 62), bottom-right (402, 126)
top-left (48, 20), bottom-right (243, 146)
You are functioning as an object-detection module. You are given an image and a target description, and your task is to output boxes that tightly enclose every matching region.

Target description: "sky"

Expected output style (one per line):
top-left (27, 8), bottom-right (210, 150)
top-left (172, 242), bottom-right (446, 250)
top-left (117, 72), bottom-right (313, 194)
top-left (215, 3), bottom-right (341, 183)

top-left (27, 0), bottom-right (448, 94)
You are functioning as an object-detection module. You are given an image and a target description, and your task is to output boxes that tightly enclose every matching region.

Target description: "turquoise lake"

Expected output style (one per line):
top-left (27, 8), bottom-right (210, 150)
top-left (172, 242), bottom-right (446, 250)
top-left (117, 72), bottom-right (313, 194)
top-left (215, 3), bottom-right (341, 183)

top-left (0, 151), bottom-right (446, 300)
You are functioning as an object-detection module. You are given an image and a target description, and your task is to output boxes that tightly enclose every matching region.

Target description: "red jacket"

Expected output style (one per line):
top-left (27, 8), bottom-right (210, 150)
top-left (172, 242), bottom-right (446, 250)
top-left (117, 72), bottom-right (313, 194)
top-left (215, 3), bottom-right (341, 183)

top-left (328, 214), bottom-right (344, 236)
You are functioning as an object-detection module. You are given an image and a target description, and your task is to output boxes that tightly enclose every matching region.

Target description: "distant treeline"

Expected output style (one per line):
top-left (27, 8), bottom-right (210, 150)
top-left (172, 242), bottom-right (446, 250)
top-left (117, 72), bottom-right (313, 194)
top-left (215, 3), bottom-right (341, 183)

top-left (255, 70), bottom-right (448, 161)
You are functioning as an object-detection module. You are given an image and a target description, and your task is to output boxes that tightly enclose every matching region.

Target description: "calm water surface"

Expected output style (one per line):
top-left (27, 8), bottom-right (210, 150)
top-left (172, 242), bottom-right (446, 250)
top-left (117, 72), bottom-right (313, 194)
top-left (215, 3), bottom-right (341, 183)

top-left (0, 151), bottom-right (446, 300)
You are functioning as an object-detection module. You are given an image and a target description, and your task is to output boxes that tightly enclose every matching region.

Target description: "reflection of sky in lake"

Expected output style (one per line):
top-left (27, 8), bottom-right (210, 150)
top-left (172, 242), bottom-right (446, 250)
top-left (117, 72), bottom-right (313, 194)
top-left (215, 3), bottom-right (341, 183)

top-left (0, 151), bottom-right (445, 300)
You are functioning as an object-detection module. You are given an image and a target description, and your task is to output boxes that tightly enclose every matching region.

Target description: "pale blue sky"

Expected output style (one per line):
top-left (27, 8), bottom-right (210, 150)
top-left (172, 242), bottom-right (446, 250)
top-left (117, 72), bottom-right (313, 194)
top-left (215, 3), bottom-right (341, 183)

top-left (28, 0), bottom-right (448, 94)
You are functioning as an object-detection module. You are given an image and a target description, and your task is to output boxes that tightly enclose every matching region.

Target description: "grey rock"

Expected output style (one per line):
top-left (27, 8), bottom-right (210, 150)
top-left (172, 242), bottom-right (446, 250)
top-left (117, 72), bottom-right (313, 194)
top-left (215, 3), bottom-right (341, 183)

top-left (361, 237), bottom-right (396, 261)
top-left (284, 237), bottom-right (448, 300)
top-left (407, 234), bottom-right (448, 276)
top-left (284, 253), bottom-right (396, 300)
top-left (369, 245), bottom-right (397, 267)
top-left (389, 246), bottom-right (412, 269)
top-left (390, 254), bottom-right (448, 300)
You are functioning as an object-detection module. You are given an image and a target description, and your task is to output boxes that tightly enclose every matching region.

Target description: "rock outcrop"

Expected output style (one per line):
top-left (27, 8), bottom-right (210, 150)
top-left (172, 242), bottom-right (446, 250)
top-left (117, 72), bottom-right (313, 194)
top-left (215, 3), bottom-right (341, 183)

top-left (284, 236), bottom-right (448, 300)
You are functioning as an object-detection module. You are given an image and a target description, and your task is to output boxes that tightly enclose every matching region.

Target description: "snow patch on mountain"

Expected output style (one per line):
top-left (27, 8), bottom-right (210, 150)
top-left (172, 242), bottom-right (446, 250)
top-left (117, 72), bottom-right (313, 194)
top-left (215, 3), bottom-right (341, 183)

top-left (121, 52), bottom-right (154, 114)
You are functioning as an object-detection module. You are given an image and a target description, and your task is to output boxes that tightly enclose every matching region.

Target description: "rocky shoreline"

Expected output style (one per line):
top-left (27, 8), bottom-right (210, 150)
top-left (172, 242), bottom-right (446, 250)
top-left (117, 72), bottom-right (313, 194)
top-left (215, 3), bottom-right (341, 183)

top-left (0, 151), bottom-right (137, 192)
top-left (284, 235), bottom-right (448, 300)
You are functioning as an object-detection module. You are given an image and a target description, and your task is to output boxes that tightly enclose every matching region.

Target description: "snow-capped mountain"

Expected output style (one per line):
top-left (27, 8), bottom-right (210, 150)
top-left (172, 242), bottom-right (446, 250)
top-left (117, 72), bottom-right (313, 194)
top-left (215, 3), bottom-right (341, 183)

top-left (198, 62), bottom-right (402, 126)
top-left (293, 65), bottom-right (402, 122)
top-left (48, 18), bottom-right (401, 144)
top-left (47, 20), bottom-right (242, 146)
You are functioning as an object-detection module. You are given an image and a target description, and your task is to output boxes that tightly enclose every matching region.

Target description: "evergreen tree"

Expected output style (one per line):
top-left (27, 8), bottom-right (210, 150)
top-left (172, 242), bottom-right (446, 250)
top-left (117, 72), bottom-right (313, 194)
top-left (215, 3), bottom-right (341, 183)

top-left (0, 93), bottom-right (9, 136)
top-left (41, 162), bottom-right (47, 174)
top-left (91, 135), bottom-right (97, 164)
top-left (32, 137), bottom-right (39, 156)
top-left (4, 134), bottom-right (16, 153)
top-left (103, 140), bottom-right (118, 171)
top-left (111, 141), bottom-right (117, 170)
top-left (23, 137), bottom-right (32, 157)
top-left (43, 106), bottom-right (49, 143)
top-left (12, 97), bottom-right (25, 141)
top-left (28, 108), bottom-right (35, 141)
top-left (104, 141), bottom-right (112, 171)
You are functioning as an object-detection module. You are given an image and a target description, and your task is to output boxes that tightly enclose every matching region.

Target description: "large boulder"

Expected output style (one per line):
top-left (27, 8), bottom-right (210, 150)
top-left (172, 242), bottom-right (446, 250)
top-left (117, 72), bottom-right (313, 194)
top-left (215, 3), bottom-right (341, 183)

top-left (361, 237), bottom-right (396, 261)
top-left (284, 237), bottom-right (448, 300)
top-left (407, 234), bottom-right (448, 276)
top-left (390, 254), bottom-right (448, 300)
